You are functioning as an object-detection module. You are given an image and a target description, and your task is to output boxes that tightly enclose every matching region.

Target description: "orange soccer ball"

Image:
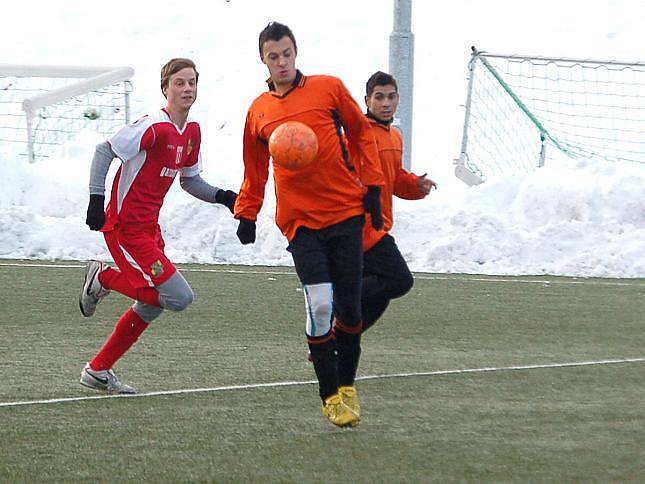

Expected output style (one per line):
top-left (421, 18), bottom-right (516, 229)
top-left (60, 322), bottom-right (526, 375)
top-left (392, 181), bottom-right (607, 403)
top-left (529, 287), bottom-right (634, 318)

top-left (268, 121), bottom-right (319, 169)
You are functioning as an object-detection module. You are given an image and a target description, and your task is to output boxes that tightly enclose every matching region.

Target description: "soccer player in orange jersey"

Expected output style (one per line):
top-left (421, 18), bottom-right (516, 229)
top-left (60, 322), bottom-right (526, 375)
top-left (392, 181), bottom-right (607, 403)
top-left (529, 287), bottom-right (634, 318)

top-left (359, 71), bottom-right (436, 331)
top-left (234, 22), bottom-right (385, 427)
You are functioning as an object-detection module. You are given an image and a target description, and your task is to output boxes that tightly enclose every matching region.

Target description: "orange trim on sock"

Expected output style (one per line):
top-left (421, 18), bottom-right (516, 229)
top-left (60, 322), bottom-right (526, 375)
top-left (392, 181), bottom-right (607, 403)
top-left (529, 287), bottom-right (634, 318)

top-left (307, 331), bottom-right (335, 345)
top-left (334, 318), bottom-right (363, 335)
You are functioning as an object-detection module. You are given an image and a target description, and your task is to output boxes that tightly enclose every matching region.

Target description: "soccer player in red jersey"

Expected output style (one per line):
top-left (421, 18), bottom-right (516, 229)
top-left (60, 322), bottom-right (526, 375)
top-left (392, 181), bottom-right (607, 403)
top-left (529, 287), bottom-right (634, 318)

top-left (79, 58), bottom-right (237, 394)
top-left (234, 22), bottom-right (385, 427)
top-left (358, 71), bottom-right (436, 331)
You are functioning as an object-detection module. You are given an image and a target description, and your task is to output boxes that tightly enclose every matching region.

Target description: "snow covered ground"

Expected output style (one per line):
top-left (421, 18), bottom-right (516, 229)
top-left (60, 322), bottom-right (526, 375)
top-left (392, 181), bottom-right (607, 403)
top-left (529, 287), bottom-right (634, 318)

top-left (1, 0), bottom-right (643, 277)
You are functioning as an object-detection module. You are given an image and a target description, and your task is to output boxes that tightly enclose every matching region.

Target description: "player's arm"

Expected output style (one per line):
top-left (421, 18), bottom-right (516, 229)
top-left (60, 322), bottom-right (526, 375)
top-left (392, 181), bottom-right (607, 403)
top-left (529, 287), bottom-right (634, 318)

top-left (85, 141), bottom-right (116, 231)
top-left (388, 129), bottom-right (436, 199)
top-left (85, 116), bottom-right (154, 231)
top-left (335, 79), bottom-right (385, 229)
top-left (336, 81), bottom-right (384, 188)
top-left (178, 139), bottom-right (238, 213)
top-left (234, 110), bottom-right (271, 244)
top-left (177, 125), bottom-right (238, 213)
top-left (393, 169), bottom-right (436, 199)
top-left (179, 175), bottom-right (237, 213)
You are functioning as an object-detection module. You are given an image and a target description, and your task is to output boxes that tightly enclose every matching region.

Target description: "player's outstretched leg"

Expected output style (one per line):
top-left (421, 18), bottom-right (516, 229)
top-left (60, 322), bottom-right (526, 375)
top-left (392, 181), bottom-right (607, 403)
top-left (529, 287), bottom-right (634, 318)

top-left (79, 260), bottom-right (111, 317)
top-left (79, 362), bottom-right (136, 394)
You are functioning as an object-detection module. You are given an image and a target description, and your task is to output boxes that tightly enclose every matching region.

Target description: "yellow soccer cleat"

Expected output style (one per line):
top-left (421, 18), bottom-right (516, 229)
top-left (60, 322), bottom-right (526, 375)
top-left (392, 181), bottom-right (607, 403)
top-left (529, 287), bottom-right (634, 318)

top-left (338, 385), bottom-right (360, 419)
top-left (322, 393), bottom-right (359, 428)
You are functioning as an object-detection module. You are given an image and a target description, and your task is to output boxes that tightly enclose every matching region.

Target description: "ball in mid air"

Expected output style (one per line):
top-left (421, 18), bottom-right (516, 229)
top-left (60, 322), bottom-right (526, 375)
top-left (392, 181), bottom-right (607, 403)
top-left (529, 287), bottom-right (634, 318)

top-left (268, 121), bottom-right (319, 170)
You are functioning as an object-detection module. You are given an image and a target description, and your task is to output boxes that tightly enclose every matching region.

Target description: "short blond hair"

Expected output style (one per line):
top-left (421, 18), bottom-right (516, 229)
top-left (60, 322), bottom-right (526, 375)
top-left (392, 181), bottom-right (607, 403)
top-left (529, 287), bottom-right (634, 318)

top-left (160, 58), bottom-right (199, 97)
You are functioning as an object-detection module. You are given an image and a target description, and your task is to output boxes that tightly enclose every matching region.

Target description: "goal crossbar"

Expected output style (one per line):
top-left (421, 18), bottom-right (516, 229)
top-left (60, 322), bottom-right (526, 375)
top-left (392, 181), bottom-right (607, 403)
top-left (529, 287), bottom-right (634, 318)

top-left (0, 64), bottom-right (132, 78)
top-left (473, 52), bottom-right (645, 68)
top-left (0, 64), bottom-right (134, 162)
top-left (0, 65), bottom-right (135, 119)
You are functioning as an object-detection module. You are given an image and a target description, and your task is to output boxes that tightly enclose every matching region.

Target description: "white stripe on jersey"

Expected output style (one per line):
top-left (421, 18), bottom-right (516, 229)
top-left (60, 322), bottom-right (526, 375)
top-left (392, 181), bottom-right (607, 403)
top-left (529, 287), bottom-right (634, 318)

top-left (109, 114), bottom-right (156, 163)
top-left (180, 150), bottom-right (202, 177)
top-left (119, 242), bottom-right (155, 287)
top-left (117, 151), bottom-right (147, 215)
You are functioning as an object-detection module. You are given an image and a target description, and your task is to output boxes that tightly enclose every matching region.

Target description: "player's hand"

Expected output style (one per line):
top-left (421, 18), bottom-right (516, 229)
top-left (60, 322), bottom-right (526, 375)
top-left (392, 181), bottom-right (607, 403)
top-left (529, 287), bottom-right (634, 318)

top-left (417, 173), bottom-right (437, 195)
top-left (363, 185), bottom-right (383, 230)
top-left (215, 189), bottom-right (238, 214)
top-left (236, 217), bottom-right (256, 244)
top-left (86, 194), bottom-right (105, 231)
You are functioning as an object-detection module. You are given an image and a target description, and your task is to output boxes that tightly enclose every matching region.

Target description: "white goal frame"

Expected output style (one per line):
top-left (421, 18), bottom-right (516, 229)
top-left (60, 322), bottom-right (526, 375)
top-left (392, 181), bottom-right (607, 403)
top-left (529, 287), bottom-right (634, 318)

top-left (454, 48), bottom-right (645, 186)
top-left (0, 64), bottom-right (134, 162)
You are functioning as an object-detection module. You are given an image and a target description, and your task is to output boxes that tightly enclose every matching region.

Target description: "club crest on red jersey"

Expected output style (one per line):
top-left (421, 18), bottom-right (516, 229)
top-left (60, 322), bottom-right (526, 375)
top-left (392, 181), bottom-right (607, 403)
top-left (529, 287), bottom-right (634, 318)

top-left (187, 139), bottom-right (194, 156)
top-left (150, 260), bottom-right (164, 277)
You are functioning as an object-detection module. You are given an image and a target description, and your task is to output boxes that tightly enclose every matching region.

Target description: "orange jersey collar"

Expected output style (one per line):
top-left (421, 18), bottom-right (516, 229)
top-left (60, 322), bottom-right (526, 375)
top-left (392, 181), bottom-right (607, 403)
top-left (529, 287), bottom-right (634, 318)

top-left (366, 110), bottom-right (393, 129)
top-left (266, 70), bottom-right (306, 98)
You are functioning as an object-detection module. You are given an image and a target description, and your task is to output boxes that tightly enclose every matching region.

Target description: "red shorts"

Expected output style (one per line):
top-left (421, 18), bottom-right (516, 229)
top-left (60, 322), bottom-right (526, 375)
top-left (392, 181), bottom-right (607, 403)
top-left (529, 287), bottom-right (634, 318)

top-left (104, 224), bottom-right (177, 289)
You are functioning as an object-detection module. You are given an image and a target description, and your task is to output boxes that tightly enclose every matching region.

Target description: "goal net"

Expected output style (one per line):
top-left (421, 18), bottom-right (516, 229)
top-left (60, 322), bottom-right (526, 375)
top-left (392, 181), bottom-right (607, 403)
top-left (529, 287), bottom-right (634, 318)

top-left (454, 48), bottom-right (645, 185)
top-left (0, 64), bottom-right (133, 162)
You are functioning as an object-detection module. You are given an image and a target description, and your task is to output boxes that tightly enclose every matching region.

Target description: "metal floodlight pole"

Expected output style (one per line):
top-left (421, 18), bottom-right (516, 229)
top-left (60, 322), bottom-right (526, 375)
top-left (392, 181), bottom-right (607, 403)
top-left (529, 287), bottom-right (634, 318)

top-left (389, 0), bottom-right (414, 170)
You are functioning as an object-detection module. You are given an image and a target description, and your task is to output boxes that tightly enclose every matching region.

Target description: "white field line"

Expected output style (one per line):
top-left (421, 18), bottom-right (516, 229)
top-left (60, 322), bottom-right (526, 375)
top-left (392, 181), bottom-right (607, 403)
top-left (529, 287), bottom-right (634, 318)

top-left (0, 262), bottom-right (642, 287)
top-left (1, 357), bottom-right (644, 409)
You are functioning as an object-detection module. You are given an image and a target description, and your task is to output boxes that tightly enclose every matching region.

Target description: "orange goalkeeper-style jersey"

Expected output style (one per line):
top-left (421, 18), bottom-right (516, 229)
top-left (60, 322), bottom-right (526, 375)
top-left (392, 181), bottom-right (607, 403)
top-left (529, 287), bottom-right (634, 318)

top-left (234, 71), bottom-right (384, 242)
top-left (358, 116), bottom-right (427, 251)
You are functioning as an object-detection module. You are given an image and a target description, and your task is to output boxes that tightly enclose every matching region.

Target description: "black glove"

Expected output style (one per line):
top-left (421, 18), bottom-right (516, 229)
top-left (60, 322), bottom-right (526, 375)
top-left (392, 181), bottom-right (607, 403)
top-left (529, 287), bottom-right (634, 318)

top-left (86, 194), bottom-right (106, 231)
top-left (215, 189), bottom-right (238, 214)
top-left (363, 185), bottom-right (383, 230)
top-left (236, 217), bottom-right (256, 245)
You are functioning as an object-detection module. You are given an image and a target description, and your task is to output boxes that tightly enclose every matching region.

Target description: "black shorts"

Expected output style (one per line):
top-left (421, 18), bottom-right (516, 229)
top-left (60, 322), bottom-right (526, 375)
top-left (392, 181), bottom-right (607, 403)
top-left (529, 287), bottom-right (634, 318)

top-left (287, 215), bottom-right (364, 327)
top-left (287, 215), bottom-right (364, 285)
top-left (363, 233), bottom-right (412, 283)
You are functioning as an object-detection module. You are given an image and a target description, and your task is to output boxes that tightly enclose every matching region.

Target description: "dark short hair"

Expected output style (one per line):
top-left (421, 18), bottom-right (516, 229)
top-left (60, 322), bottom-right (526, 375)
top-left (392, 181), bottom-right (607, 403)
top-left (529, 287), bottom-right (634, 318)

top-left (258, 22), bottom-right (297, 59)
top-left (366, 71), bottom-right (398, 97)
top-left (160, 58), bottom-right (199, 95)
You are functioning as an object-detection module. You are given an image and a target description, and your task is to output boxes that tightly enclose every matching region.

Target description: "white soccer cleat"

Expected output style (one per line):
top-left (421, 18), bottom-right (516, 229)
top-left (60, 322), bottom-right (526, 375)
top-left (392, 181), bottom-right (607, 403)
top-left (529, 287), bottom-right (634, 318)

top-left (79, 260), bottom-right (111, 317)
top-left (79, 363), bottom-right (137, 394)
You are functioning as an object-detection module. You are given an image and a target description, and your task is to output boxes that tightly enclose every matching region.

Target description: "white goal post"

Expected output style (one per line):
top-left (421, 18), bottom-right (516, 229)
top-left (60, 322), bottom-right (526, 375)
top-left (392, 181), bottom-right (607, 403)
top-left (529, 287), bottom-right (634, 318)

top-left (454, 47), bottom-right (645, 185)
top-left (0, 64), bottom-right (134, 162)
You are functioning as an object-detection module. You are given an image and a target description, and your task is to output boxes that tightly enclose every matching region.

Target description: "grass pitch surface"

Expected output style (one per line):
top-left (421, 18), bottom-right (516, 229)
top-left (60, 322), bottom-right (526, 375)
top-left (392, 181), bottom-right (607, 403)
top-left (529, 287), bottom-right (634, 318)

top-left (1, 261), bottom-right (644, 482)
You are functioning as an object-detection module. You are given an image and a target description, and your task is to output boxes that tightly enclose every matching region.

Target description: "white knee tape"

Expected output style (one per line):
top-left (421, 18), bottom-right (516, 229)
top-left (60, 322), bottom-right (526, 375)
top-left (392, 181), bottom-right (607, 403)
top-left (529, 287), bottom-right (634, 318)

top-left (303, 283), bottom-right (333, 338)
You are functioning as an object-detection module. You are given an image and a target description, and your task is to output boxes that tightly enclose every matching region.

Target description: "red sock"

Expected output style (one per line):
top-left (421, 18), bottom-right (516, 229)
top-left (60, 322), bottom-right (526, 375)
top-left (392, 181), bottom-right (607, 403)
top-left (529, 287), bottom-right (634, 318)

top-left (90, 308), bottom-right (149, 371)
top-left (99, 268), bottom-right (160, 307)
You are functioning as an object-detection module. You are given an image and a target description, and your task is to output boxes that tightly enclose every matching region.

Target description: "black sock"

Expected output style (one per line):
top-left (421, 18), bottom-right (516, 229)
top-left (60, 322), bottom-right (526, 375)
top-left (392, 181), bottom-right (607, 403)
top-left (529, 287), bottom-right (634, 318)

top-left (309, 338), bottom-right (338, 401)
top-left (335, 329), bottom-right (361, 387)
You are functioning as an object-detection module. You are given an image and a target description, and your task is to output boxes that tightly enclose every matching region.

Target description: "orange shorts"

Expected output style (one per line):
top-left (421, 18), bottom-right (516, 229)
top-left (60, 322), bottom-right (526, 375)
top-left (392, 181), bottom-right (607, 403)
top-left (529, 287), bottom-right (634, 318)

top-left (103, 224), bottom-right (177, 289)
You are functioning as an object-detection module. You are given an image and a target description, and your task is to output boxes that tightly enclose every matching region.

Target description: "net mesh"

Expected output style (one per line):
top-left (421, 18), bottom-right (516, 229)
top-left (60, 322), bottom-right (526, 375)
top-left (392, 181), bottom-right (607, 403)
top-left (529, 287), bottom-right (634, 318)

top-left (461, 52), bottom-right (645, 181)
top-left (0, 75), bottom-right (130, 160)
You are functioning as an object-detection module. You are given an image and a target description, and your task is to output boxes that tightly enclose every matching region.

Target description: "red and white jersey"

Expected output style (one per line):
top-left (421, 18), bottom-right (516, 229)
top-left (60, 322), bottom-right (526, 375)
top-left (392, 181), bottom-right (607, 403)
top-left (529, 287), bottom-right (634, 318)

top-left (102, 108), bottom-right (202, 231)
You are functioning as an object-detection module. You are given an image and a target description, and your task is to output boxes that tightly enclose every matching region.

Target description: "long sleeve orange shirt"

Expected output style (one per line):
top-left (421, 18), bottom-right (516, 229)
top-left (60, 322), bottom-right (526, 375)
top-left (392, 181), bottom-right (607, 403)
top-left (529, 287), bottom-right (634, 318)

top-left (234, 72), bottom-right (384, 242)
top-left (359, 116), bottom-right (427, 251)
